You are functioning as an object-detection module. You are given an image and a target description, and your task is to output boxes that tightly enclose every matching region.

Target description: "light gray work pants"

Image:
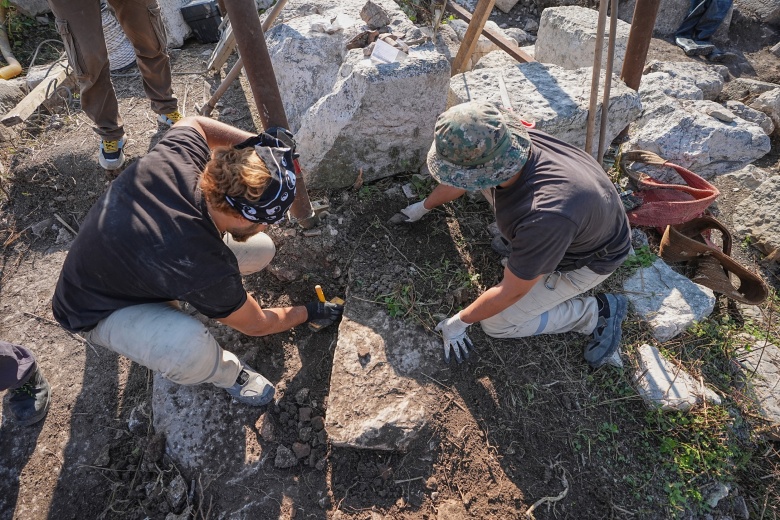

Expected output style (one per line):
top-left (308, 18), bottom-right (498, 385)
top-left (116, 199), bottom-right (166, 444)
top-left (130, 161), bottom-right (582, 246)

top-left (480, 266), bottom-right (610, 339)
top-left (83, 232), bottom-right (275, 388)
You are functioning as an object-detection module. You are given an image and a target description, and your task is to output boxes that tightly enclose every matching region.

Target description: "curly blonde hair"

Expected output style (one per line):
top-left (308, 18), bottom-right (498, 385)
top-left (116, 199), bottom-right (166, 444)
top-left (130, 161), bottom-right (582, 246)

top-left (201, 146), bottom-right (271, 215)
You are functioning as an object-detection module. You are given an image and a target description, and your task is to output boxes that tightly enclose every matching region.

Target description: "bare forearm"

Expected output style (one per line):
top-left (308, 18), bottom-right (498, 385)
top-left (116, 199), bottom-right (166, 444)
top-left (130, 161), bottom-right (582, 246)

top-left (459, 285), bottom-right (526, 324)
top-left (248, 306), bottom-right (309, 336)
top-left (176, 116), bottom-right (254, 149)
top-left (218, 294), bottom-right (309, 336)
top-left (458, 271), bottom-right (541, 324)
top-left (423, 184), bottom-right (467, 210)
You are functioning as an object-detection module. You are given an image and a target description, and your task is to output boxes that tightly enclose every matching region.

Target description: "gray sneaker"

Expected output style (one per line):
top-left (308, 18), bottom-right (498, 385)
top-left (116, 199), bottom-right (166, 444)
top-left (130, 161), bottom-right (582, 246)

top-left (584, 293), bottom-right (628, 368)
top-left (675, 37), bottom-right (714, 56)
top-left (226, 365), bottom-right (275, 406)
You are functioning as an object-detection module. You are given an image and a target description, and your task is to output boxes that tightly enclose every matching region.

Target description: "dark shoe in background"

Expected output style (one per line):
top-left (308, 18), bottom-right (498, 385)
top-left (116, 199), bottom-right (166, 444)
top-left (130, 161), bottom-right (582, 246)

top-left (7, 365), bottom-right (51, 426)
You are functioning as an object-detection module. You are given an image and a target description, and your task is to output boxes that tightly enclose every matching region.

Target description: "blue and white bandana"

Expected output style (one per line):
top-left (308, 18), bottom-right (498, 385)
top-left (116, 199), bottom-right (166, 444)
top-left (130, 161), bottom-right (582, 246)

top-left (227, 132), bottom-right (297, 225)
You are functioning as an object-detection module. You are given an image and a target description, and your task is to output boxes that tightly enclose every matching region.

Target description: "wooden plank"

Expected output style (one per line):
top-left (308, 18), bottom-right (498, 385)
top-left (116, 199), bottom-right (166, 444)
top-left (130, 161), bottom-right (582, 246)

top-left (207, 16), bottom-right (236, 73)
top-left (451, 0), bottom-right (496, 76)
top-left (2, 60), bottom-right (69, 127)
top-left (447, 0), bottom-right (535, 66)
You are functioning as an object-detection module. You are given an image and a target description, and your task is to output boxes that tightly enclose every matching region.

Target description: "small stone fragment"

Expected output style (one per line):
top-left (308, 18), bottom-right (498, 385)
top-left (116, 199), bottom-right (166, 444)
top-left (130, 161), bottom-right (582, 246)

top-left (275, 445), bottom-right (298, 469)
top-left (298, 406), bottom-right (312, 422)
top-left (167, 475), bottom-right (188, 511)
top-left (295, 388), bottom-right (310, 405)
top-left (311, 416), bottom-right (325, 431)
top-left (94, 445), bottom-right (111, 467)
top-left (299, 426), bottom-right (313, 443)
top-left (292, 442), bottom-right (311, 459)
top-left (145, 433), bottom-right (166, 463)
top-left (705, 106), bottom-right (736, 122)
top-left (361, 0), bottom-right (390, 29)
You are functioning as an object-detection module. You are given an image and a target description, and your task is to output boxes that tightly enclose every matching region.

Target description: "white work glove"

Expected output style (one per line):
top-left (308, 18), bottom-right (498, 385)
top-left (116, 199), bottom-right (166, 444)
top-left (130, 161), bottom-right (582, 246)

top-left (435, 312), bottom-right (473, 364)
top-left (399, 200), bottom-right (430, 223)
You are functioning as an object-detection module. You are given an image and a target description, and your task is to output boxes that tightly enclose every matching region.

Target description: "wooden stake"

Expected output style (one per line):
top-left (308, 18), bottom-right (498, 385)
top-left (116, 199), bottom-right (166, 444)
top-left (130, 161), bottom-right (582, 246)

top-left (447, 1), bottom-right (534, 65)
top-left (450, 0), bottom-right (497, 76)
top-left (585, 0), bottom-right (609, 156)
top-left (596, 0), bottom-right (619, 164)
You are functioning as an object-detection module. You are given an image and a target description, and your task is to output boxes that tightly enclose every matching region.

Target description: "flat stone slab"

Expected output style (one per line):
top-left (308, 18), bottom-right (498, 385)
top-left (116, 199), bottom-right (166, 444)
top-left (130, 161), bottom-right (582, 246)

top-left (152, 375), bottom-right (246, 470)
top-left (449, 61), bottom-right (641, 150)
top-left (623, 258), bottom-right (716, 342)
top-left (644, 61), bottom-right (729, 101)
top-left (634, 344), bottom-right (721, 411)
top-left (536, 6), bottom-right (631, 73)
top-left (326, 298), bottom-right (439, 451)
top-left (735, 335), bottom-right (780, 440)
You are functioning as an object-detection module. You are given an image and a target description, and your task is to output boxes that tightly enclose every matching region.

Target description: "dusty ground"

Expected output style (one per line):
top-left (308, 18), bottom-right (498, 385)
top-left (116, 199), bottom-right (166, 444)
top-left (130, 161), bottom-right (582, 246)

top-left (1, 4), bottom-right (779, 520)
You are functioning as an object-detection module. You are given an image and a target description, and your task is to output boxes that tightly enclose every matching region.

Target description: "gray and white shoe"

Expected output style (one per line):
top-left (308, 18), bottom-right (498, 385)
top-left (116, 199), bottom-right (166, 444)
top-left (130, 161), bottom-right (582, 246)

top-left (675, 37), bottom-right (714, 56)
top-left (584, 293), bottom-right (628, 369)
top-left (226, 365), bottom-right (275, 406)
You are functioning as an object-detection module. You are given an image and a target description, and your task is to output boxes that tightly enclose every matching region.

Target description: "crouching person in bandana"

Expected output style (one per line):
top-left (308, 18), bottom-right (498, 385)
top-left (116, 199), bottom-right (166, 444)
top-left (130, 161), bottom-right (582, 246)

top-left (52, 117), bottom-right (343, 406)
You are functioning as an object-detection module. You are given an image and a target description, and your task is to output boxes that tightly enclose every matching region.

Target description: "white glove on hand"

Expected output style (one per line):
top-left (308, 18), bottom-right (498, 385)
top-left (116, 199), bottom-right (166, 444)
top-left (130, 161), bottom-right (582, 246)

top-left (399, 200), bottom-right (430, 223)
top-left (435, 313), bottom-right (473, 364)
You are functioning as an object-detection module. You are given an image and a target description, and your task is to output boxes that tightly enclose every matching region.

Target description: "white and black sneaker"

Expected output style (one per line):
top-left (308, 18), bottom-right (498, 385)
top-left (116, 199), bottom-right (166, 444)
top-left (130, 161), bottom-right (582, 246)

top-left (226, 365), bottom-right (275, 406)
top-left (98, 136), bottom-right (126, 170)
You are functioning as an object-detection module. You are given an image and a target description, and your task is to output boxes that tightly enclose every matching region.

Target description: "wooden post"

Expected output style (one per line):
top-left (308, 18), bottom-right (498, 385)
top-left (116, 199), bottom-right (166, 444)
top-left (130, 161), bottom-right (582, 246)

top-left (596, 0), bottom-right (619, 164)
top-left (585, 0), bottom-right (609, 156)
top-left (450, 0), bottom-right (496, 76)
top-left (446, 1), bottom-right (534, 64)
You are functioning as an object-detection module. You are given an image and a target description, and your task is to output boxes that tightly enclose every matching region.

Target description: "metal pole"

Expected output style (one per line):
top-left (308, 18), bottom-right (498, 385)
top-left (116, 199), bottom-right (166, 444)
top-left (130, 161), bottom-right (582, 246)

top-left (585, 0), bottom-right (608, 156)
top-left (616, 0), bottom-right (660, 140)
top-left (222, 0), bottom-right (317, 228)
top-left (596, 0), bottom-right (619, 164)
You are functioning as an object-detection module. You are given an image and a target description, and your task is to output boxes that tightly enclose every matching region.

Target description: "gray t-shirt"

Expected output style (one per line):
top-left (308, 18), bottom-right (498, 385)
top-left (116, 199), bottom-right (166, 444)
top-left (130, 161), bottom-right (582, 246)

top-left (495, 129), bottom-right (631, 280)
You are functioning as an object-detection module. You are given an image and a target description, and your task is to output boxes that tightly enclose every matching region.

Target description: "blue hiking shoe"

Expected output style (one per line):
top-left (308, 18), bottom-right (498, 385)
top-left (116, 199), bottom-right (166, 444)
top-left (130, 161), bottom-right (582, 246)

top-left (226, 365), bottom-right (275, 406)
top-left (584, 293), bottom-right (628, 368)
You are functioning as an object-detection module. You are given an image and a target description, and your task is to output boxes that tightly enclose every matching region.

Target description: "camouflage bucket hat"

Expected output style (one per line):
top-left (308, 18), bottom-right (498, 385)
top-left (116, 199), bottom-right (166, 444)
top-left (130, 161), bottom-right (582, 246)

top-left (427, 101), bottom-right (531, 191)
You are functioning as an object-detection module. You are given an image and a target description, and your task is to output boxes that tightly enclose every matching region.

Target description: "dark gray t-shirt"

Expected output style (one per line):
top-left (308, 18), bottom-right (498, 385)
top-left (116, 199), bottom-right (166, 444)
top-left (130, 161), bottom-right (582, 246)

top-left (495, 128), bottom-right (631, 280)
top-left (52, 127), bottom-right (247, 332)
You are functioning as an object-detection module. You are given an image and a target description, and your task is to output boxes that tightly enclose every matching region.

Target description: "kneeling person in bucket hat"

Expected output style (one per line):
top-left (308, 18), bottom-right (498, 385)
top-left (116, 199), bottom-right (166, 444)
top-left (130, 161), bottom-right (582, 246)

top-left (396, 101), bottom-right (631, 367)
top-left (52, 117), bottom-right (343, 407)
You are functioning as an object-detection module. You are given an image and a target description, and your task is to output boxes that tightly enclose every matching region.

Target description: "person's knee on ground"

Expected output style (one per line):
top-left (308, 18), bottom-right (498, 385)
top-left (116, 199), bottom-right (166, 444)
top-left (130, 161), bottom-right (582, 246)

top-left (87, 304), bottom-right (241, 387)
top-left (224, 232), bottom-right (276, 275)
top-left (480, 296), bottom-right (599, 339)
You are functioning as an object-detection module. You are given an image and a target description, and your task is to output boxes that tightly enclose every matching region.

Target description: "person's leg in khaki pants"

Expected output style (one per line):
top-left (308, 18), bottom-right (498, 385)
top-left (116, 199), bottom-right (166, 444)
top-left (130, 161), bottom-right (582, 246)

top-left (108, 0), bottom-right (177, 116)
top-left (480, 267), bottom-right (611, 338)
top-left (48, 0), bottom-right (124, 140)
top-left (83, 232), bottom-right (276, 389)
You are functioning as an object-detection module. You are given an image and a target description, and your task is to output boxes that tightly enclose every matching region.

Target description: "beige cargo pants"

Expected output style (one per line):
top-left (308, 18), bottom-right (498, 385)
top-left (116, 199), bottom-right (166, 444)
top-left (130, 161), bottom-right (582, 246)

top-left (83, 233), bottom-right (275, 388)
top-left (480, 266), bottom-right (610, 339)
top-left (48, 0), bottom-right (178, 140)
